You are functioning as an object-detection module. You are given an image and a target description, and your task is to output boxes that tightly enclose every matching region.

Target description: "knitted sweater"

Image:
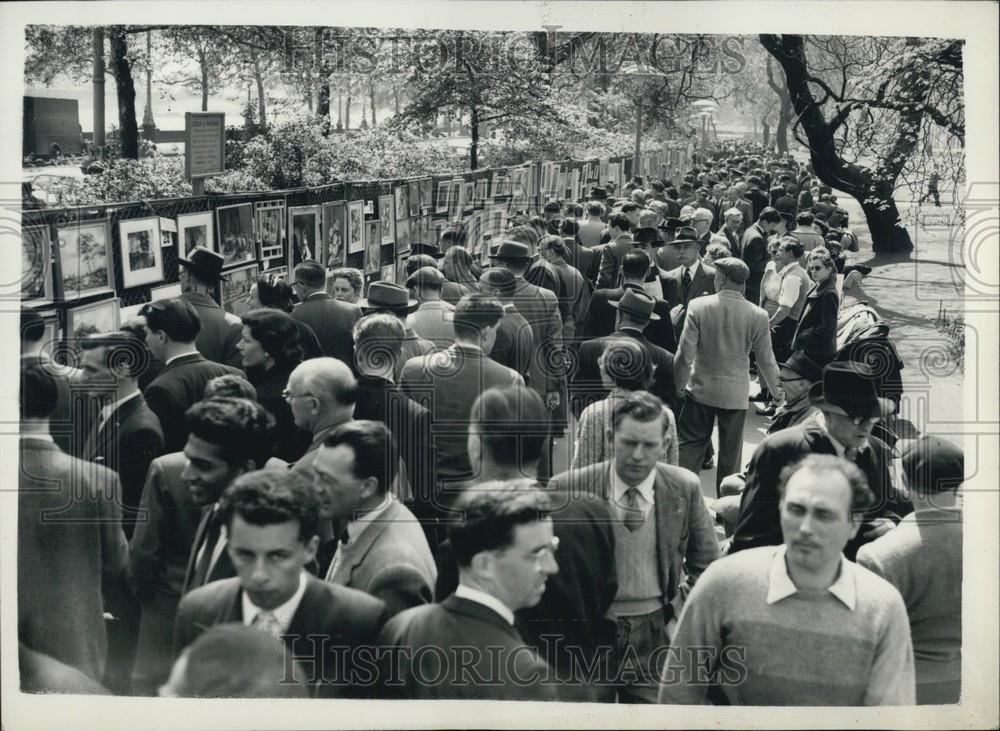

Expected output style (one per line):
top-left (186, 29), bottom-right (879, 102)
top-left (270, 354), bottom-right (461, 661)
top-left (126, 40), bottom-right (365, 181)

top-left (659, 546), bottom-right (915, 706)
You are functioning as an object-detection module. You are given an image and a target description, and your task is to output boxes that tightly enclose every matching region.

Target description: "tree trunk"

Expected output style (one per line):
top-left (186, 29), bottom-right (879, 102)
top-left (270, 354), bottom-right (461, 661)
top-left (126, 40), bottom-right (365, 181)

top-left (469, 105), bottom-right (479, 170)
top-left (252, 51), bottom-right (266, 130)
top-left (393, 84), bottom-right (400, 115)
top-left (369, 78), bottom-right (377, 127)
top-left (317, 78), bottom-right (331, 120)
top-left (762, 118), bottom-right (770, 149)
top-left (861, 196), bottom-right (913, 255)
top-left (633, 101), bottom-right (643, 177)
top-left (775, 94), bottom-right (789, 155)
top-left (198, 48), bottom-right (209, 111)
top-left (108, 27), bottom-right (139, 160)
top-left (345, 92), bottom-right (351, 130)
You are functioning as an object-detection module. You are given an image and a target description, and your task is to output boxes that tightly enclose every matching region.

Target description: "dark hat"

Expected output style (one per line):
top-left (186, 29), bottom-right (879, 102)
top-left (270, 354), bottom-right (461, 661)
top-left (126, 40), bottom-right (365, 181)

top-left (589, 185), bottom-right (608, 200)
top-left (609, 289), bottom-right (660, 321)
top-left (357, 281), bottom-right (418, 313)
top-left (900, 436), bottom-right (964, 494)
top-left (177, 246), bottom-right (227, 282)
top-left (666, 226), bottom-right (701, 246)
top-left (713, 257), bottom-right (749, 284)
top-left (489, 240), bottom-right (533, 261)
top-left (408, 242), bottom-right (444, 259)
top-left (634, 227), bottom-right (662, 246)
top-left (809, 362), bottom-right (894, 419)
top-left (479, 267), bottom-right (517, 296)
top-left (779, 352), bottom-right (824, 383)
top-left (663, 217), bottom-right (686, 232)
top-left (405, 266), bottom-right (445, 288)
top-left (758, 206), bottom-right (784, 223)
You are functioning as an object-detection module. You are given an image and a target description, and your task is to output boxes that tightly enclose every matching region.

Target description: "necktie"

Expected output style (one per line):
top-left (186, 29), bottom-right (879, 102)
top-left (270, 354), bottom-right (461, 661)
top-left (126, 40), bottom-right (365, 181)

top-left (623, 488), bottom-right (645, 532)
top-left (682, 267), bottom-right (692, 292)
top-left (324, 529), bottom-right (351, 583)
top-left (251, 610), bottom-right (284, 639)
top-left (191, 511), bottom-right (224, 588)
top-left (844, 446), bottom-right (859, 462)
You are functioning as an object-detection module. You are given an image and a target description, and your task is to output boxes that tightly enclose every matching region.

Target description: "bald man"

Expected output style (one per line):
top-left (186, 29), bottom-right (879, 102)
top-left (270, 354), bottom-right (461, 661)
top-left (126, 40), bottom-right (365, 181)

top-left (286, 358), bottom-right (358, 475)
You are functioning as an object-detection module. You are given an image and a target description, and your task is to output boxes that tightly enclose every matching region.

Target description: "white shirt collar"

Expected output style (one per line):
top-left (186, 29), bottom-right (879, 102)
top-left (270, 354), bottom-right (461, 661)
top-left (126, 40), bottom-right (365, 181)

top-left (99, 389), bottom-right (142, 426)
top-left (164, 350), bottom-right (201, 367)
top-left (611, 464), bottom-right (656, 507)
top-left (767, 545), bottom-right (857, 611)
top-left (21, 433), bottom-right (55, 444)
top-left (685, 260), bottom-right (700, 279)
top-left (241, 571), bottom-right (308, 632)
top-left (343, 494), bottom-right (394, 546)
top-left (454, 584), bottom-right (515, 626)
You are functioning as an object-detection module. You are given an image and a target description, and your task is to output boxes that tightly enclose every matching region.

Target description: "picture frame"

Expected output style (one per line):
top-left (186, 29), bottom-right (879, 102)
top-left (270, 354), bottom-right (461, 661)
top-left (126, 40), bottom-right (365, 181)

top-left (176, 211), bottom-right (215, 259)
top-left (379, 195), bottom-right (396, 245)
top-left (216, 203), bottom-right (256, 269)
top-left (54, 219), bottom-right (114, 301)
top-left (255, 200), bottom-right (285, 261)
top-left (288, 205), bottom-right (321, 271)
top-left (394, 217), bottom-right (411, 255)
top-left (418, 178), bottom-right (433, 214)
top-left (321, 201), bottom-right (347, 269)
top-left (485, 203), bottom-right (508, 243)
top-left (435, 180), bottom-right (453, 215)
top-left (119, 217), bottom-right (164, 289)
top-left (263, 265), bottom-right (287, 283)
top-left (120, 300), bottom-right (146, 323)
top-left (159, 218), bottom-right (177, 249)
top-left (449, 178), bottom-right (464, 220)
top-left (466, 212), bottom-right (486, 261)
top-left (347, 200), bottom-right (365, 254)
top-left (474, 178), bottom-right (489, 209)
top-left (149, 282), bottom-right (182, 302)
top-left (364, 220), bottom-right (382, 275)
top-left (395, 255), bottom-right (408, 285)
top-left (463, 182), bottom-right (475, 215)
top-left (34, 309), bottom-right (61, 355)
top-left (220, 262), bottom-right (260, 318)
top-left (21, 224), bottom-right (54, 305)
top-left (380, 263), bottom-right (396, 284)
top-left (408, 180), bottom-right (421, 217)
top-left (66, 295), bottom-right (119, 343)
top-left (394, 185), bottom-right (409, 223)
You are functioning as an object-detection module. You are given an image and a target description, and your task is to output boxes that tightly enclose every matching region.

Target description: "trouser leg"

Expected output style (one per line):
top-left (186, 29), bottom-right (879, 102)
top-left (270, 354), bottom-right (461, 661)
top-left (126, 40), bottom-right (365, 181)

top-left (676, 397), bottom-right (715, 475)
top-left (715, 407), bottom-right (748, 496)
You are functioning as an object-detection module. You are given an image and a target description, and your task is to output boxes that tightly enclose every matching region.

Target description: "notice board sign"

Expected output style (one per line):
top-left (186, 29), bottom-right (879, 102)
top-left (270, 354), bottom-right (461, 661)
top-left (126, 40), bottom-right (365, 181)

top-left (184, 112), bottom-right (225, 180)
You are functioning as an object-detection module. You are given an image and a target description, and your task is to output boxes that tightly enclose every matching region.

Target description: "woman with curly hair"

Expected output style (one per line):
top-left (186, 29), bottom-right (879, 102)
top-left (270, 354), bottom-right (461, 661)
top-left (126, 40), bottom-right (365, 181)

top-left (440, 246), bottom-right (481, 305)
top-left (238, 308), bottom-right (311, 461)
top-left (791, 247), bottom-right (841, 366)
top-left (246, 276), bottom-right (322, 360)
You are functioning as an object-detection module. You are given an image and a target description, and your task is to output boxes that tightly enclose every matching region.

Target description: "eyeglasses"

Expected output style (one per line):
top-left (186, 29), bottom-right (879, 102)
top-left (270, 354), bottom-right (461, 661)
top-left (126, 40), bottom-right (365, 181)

top-left (281, 388), bottom-right (315, 402)
top-left (808, 265), bottom-right (827, 272)
top-left (779, 375), bottom-right (807, 383)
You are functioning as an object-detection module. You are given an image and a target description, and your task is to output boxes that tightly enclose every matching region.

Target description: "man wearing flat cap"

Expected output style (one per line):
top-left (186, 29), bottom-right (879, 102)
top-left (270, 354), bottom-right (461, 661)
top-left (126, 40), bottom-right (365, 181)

top-left (674, 258), bottom-right (782, 495)
top-left (178, 247), bottom-right (244, 369)
top-left (731, 361), bottom-right (912, 560)
top-left (857, 435), bottom-right (963, 704)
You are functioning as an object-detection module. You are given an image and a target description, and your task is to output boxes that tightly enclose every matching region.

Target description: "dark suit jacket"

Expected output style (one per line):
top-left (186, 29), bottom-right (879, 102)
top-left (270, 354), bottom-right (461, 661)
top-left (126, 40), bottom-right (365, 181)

top-left (440, 280), bottom-right (471, 307)
top-left (547, 462), bottom-right (720, 620)
top-left (791, 277), bottom-right (840, 364)
top-left (434, 490), bottom-right (620, 702)
top-left (82, 393), bottom-right (164, 537)
top-left (491, 305), bottom-right (534, 383)
top-left (181, 505), bottom-right (236, 596)
top-left (173, 575), bottom-right (389, 697)
top-left (18, 438), bottom-right (128, 683)
top-left (661, 261), bottom-right (717, 341)
top-left (508, 277), bottom-right (564, 397)
top-left (376, 595), bottom-right (557, 701)
top-left (182, 291), bottom-right (243, 369)
top-left (563, 239), bottom-right (599, 289)
top-left (581, 282), bottom-right (676, 354)
top-left (525, 258), bottom-right (560, 295)
top-left (596, 235), bottom-right (633, 289)
top-left (572, 328), bottom-right (676, 415)
top-left (246, 361), bottom-right (311, 462)
top-left (740, 223), bottom-right (769, 305)
top-left (291, 292), bottom-right (361, 368)
top-left (354, 375), bottom-right (434, 511)
top-left (731, 420), bottom-right (912, 560)
top-left (746, 188), bottom-right (769, 221)
top-left (143, 353), bottom-right (243, 453)
top-left (720, 226), bottom-right (742, 258)
top-left (21, 354), bottom-right (82, 454)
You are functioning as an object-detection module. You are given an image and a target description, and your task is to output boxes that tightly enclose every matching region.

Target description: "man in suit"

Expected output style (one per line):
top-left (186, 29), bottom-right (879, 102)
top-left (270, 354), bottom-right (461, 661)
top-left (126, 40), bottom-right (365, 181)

top-left (548, 390), bottom-right (720, 703)
top-left (595, 212), bottom-right (634, 289)
top-left (660, 227), bottom-right (717, 343)
top-left (732, 362), bottom-right (911, 560)
top-left (285, 357), bottom-right (357, 475)
top-left (173, 469), bottom-right (389, 698)
top-left (741, 207), bottom-right (784, 306)
top-left (719, 207), bottom-right (744, 257)
top-left (179, 398), bottom-right (277, 595)
top-left (745, 175), bottom-right (770, 220)
top-left (674, 258), bottom-right (782, 495)
top-left (18, 363), bottom-right (128, 686)
top-left (178, 246), bottom-right (243, 369)
top-left (478, 267), bottom-right (534, 383)
top-left (291, 259), bottom-right (362, 368)
top-left (405, 265), bottom-right (456, 345)
top-left (312, 421), bottom-right (437, 617)
top-left (351, 314), bottom-right (434, 513)
top-left (559, 219), bottom-right (599, 288)
top-left (359, 281), bottom-right (436, 381)
top-left (141, 298), bottom-right (244, 453)
top-left (691, 193), bottom-right (716, 247)
top-left (725, 185), bottom-right (754, 237)
top-left (377, 485), bottom-right (558, 700)
top-left (400, 294), bottom-right (524, 521)
top-left (574, 289), bottom-right (675, 413)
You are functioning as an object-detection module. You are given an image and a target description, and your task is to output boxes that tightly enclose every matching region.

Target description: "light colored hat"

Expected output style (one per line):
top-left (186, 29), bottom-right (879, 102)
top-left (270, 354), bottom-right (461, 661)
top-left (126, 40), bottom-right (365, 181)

top-left (713, 257), bottom-right (749, 284)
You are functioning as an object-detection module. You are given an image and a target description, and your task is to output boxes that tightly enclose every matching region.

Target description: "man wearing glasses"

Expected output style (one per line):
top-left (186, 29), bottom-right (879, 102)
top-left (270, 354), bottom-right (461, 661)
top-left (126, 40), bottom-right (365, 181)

top-left (731, 362), bottom-right (912, 560)
top-left (283, 357), bottom-right (358, 475)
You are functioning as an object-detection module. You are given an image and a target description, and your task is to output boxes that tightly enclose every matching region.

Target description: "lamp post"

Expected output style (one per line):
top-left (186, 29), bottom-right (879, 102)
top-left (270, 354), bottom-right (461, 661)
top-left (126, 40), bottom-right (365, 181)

top-left (141, 30), bottom-right (156, 143)
top-left (92, 28), bottom-right (105, 155)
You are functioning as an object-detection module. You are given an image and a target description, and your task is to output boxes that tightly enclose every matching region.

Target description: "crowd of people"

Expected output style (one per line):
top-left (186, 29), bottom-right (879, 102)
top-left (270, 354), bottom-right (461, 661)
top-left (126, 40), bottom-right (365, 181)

top-left (18, 141), bottom-right (961, 705)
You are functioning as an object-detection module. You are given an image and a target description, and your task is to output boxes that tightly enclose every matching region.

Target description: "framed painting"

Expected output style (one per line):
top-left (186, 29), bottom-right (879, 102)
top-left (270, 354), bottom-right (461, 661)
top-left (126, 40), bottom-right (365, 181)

top-left (119, 217), bottom-right (164, 289)
top-left (176, 211), bottom-right (214, 258)
top-left (407, 180), bottom-right (421, 217)
top-left (347, 200), bottom-right (365, 254)
top-left (379, 195), bottom-right (395, 245)
top-left (54, 219), bottom-right (114, 301)
top-left (474, 177), bottom-right (489, 210)
top-left (435, 180), bottom-right (452, 215)
top-left (149, 282), bottom-right (182, 302)
top-left (462, 182), bottom-right (475, 215)
top-left (288, 205), bottom-right (321, 270)
top-left (393, 185), bottom-right (409, 223)
top-left (66, 295), bottom-right (119, 343)
top-left (418, 178), bottom-right (433, 214)
top-left (395, 255), bottom-right (408, 285)
top-left (220, 262), bottom-right (260, 318)
top-left (394, 217), bottom-right (410, 255)
top-left (32, 309), bottom-right (61, 355)
top-left (263, 265), bottom-right (287, 283)
top-left (486, 204), bottom-right (508, 242)
top-left (255, 200), bottom-right (285, 261)
top-left (380, 263), bottom-right (396, 284)
top-left (119, 300), bottom-right (146, 323)
top-left (216, 203), bottom-right (256, 268)
top-left (159, 218), bottom-right (176, 249)
top-left (364, 220), bottom-right (382, 275)
top-left (321, 201), bottom-right (347, 269)
top-left (21, 224), bottom-right (54, 305)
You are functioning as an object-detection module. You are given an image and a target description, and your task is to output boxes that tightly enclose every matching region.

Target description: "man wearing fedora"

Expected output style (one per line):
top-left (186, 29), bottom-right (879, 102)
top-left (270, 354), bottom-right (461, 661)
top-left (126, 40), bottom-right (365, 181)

top-left (574, 288), bottom-right (676, 413)
top-left (291, 260), bottom-right (362, 369)
top-left (178, 247), bottom-right (243, 370)
top-left (478, 268), bottom-right (534, 383)
top-left (674, 258), bottom-right (782, 495)
top-left (358, 281), bottom-right (435, 381)
top-left (405, 266), bottom-right (456, 346)
top-left (731, 361), bottom-right (912, 560)
top-left (595, 212), bottom-right (635, 290)
top-left (660, 226), bottom-right (717, 343)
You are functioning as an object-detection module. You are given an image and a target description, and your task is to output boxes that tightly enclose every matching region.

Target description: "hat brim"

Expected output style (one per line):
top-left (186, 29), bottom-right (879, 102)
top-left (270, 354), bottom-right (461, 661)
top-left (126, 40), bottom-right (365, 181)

top-left (808, 384), bottom-right (895, 419)
top-left (608, 300), bottom-right (661, 321)
top-left (358, 298), bottom-right (419, 313)
top-left (177, 257), bottom-right (227, 281)
top-left (488, 254), bottom-right (533, 261)
top-left (666, 237), bottom-right (700, 247)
